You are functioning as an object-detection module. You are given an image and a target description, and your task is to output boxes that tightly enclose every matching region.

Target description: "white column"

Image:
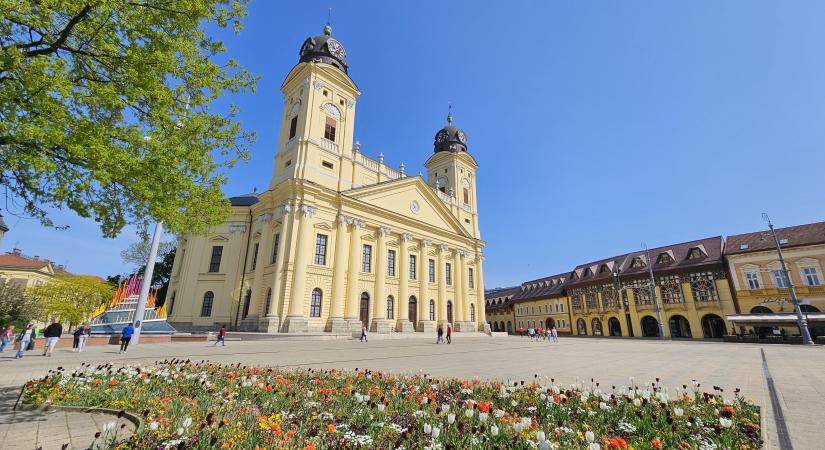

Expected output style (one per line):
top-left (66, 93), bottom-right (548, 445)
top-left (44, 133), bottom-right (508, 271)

top-left (476, 251), bottom-right (488, 331)
top-left (438, 244), bottom-right (449, 328)
top-left (453, 249), bottom-right (464, 323)
top-left (345, 219), bottom-right (365, 330)
top-left (397, 233), bottom-right (414, 332)
top-left (371, 226), bottom-right (392, 332)
top-left (247, 214), bottom-right (273, 329)
top-left (418, 239), bottom-right (432, 332)
top-left (329, 215), bottom-right (350, 332)
top-left (265, 205), bottom-right (293, 321)
top-left (283, 204), bottom-right (315, 332)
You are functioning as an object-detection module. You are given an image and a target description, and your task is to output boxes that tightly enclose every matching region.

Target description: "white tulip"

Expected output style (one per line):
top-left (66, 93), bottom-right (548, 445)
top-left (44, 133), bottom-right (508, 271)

top-left (479, 412), bottom-right (488, 422)
top-left (720, 417), bottom-right (733, 428)
top-left (177, 427), bottom-right (185, 436)
top-left (585, 431), bottom-right (595, 443)
top-left (674, 407), bottom-right (684, 417)
top-left (441, 404), bottom-right (450, 413)
top-left (535, 430), bottom-right (546, 442)
top-left (377, 404), bottom-right (386, 412)
top-left (423, 423), bottom-right (432, 434)
top-left (589, 443), bottom-right (601, 450)
top-left (465, 409), bottom-right (474, 418)
top-left (633, 398), bottom-right (642, 407)
top-left (447, 414), bottom-right (455, 424)
top-left (148, 421), bottom-right (159, 431)
top-left (432, 426), bottom-right (441, 438)
top-left (491, 425), bottom-right (499, 436)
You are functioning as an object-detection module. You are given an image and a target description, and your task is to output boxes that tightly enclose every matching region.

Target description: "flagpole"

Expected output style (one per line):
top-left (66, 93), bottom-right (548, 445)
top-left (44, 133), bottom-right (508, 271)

top-left (133, 222), bottom-right (163, 345)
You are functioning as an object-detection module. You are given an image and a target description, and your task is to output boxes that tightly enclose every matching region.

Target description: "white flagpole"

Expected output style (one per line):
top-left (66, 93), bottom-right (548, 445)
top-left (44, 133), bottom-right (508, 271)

top-left (132, 221), bottom-right (163, 345)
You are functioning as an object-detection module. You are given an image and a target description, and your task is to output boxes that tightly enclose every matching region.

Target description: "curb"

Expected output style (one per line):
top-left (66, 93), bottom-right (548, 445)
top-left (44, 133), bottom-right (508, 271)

top-left (14, 385), bottom-right (143, 432)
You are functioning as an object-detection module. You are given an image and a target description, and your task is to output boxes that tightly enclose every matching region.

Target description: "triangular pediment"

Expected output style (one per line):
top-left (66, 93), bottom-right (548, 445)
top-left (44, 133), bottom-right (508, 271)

top-left (343, 177), bottom-right (471, 238)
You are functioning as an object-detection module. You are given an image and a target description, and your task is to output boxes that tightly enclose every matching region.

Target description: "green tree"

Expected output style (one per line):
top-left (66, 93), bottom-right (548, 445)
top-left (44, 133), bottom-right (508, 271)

top-left (0, 281), bottom-right (41, 326)
top-left (1, 1), bottom-right (257, 237)
top-left (27, 274), bottom-right (114, 326)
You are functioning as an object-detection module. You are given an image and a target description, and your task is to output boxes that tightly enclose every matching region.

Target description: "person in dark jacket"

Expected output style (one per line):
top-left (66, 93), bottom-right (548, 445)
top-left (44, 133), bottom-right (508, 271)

top-left (119, 323), bottom-right (135, 353)
top-left (42, 321), bottom-right (63, 357)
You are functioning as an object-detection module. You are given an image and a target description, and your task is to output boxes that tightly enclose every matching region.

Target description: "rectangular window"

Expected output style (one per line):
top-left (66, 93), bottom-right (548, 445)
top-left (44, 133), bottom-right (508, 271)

top-left (745, 271), bottom-right (760, 289)
top-left (446, 263), bottom-right (452, 285)
top-left (428, 259), bottom-right (435, 283)
top-left (271, 233), bottom-right (280, 264)
top-left (314, 234), bottom-right (328, 265)
top-left (387, 249), bottom-right (396, 277)
top-left (250, 242), bottom-right (259, 271)
top-left (208, 246), bottom-right (223, 273)
top-left (409, 255), bottom-right (417, 280)
top-left (772, 270), bottom-right (789, 288)
top-left (468, 268), bottom-right (474, 289)
top-left (322, 160), bottom-right (334, 169)
top-left (324, 117), bottom-right (337, 141)
top-left (288, 116), bottom-right (298, 139)
top-left (362, 244), bottom-right (372, 273)
top-left (803, 267), bottom-right (821, 286)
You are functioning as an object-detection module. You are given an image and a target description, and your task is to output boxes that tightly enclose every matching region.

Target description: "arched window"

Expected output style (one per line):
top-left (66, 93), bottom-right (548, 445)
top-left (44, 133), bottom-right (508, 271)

top-left (429, 300), bottom-right (435, 321)
top-left (386, 296), bottom-right (394, 319)
top-left (310, 288), bottom-right (322, 317)
top-left (470, 304), bottom-right (476, 322)
top-left (242, 289), bottom-right (252, 318)
top-left (168, 291), bottom-right (176, 315)
top-left (263, 288), bottom-right (272, 316)
top-left (200, 291), bottom-right (214, 317)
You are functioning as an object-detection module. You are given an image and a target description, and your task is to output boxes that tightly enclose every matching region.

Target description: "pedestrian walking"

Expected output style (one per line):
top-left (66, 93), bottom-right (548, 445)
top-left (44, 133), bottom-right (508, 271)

top-left (214, 324), bottom-right (226, 346)
top-left (528, 328), bottom-right (534, 340)
top-left (0, 325), bottom-right (14, 352)
top-left (15, 324), bottom-right (34, 359)
top-left (551, 326), bottom-right (559, 343)
top-left (446, 323), bottom-right (452, 344)
top-left (77, 323), bottom-right (90, 352)
top-left (72, 326), bottom-right (83, 351)
top-left (42, 320), bottom-right (63, 357)
top-left (360, 325), bottom-right (368, 343)
top-left (119, 322), bottom-right (135, 354)
top-left (436, 325), bottom-right (444, 344)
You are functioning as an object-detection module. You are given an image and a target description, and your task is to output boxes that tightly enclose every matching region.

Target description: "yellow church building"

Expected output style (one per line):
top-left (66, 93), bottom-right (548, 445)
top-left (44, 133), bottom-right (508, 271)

top-left (167, 25), bottom-right (487, 334)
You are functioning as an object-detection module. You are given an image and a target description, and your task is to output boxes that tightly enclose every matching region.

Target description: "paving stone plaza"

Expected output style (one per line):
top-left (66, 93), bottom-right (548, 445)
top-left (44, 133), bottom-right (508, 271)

top-left (0, 336), bottom-right (821, 449)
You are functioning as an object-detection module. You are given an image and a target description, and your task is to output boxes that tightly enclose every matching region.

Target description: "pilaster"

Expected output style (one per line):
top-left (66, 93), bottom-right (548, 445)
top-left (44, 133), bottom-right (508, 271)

top-left (437, 244), bottom-right (449, 328)
top-left (418, 239), bottom-right (434, 332)
top-left (397, 232), bottom-right (415, 332)
top-left (283, 204), bottom-right (316, 333)
top-left (345, 218), bottom-right (366, 331)
top-left (328, 214), bottom-right (351, 332)
top-left (259, 203), bottom-right (293, 333)
top-left (371, 226), bottom-right (394, 333)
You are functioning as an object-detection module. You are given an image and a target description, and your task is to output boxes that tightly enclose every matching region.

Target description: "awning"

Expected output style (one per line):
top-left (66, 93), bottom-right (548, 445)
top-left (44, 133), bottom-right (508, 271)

top-left (727, 313), bottom-right (825, 326)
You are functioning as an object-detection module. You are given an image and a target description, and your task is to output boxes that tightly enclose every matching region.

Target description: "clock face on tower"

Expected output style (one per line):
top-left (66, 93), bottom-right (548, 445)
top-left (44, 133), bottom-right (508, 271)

top-left (435, 130), bottom-right (450, 144)
top-left (456, 130), bottom-right (467, 144)
top-left (326, 39), bottom-right (346, 60)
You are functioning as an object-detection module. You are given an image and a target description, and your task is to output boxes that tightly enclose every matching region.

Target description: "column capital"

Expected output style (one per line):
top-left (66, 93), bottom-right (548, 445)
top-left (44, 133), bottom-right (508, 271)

top-left (277, 203), bottom-right (294, 216)
top-left (257, 212), bottom-right (273, 223)
top-left (422, 238), bottom-right (432, 247)
top-left (402, 232), bottom-right (413, 242)
top-left (378, 226), bottom-right (392, 236)
top-left (439, 244), bottom-right (449, 253)
top-left (299, 205), bottom-right (317, 217)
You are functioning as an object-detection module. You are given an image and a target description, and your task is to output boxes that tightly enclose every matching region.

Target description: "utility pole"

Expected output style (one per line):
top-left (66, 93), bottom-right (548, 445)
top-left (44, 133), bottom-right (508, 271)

top-left (642, 243), bottom-right (666, 339)
top-left (133, 222), bottom-right (163, 345)
top-left (762, 213), bottom-right (814, 345)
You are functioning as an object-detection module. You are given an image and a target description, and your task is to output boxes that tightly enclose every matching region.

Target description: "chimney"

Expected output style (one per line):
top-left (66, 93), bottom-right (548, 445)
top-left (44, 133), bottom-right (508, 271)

top-left (33, 255), bottom-right (39, 259)
top-left (12, 248), bottom-right (21, 255)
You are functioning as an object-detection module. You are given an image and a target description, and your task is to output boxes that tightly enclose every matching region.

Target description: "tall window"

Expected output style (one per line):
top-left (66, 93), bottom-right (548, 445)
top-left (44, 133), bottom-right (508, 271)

top-left (745, 271), bottom-right (760, 289)
top-left (200, 291), bottom-right (214, 317)
top-left (772, 270), bottom-right (789, 288)
top-left (690, 272), bottom-right (719, 302)
top-left (428, 259), bottom-right (436, 283)
top-left (208, 246), bottom-right (223, 273)
top-left (250, 243), bottom-right (259, 271)
top-left (387, 250), bottom-right (396, 277)
top-left (362, 244), bottom-right (372, 273)
top-left (409, 255), bottom-right (417, 280)
top-left (446, 263), bottom-right (452, 285)
top-left (310, 288), bottom-right (322, 317)
top-left (463, 188), bottom-right (470, 205)
top-left (288, 116), bottom-right (298, 139)
top-left (242, 289), bottom-right (252, 318)
top-left (271, 233), bottom-right (280, 264)
top-left (429, 300), bottom-right (435, 321)
top-left (470, 304), bottom-right (475, 322)
top-left (468, 268), bottom-right (474, 289)
top-left (324, 117), bottom-right (336, 141)
top-left (803, 267), bottom-right (821, 286)
top-left (264, 288), bottom-right (272, 316)
top-left (386, 296), bottom-right (394, 319)
top-left (314, 234), bottom-right (328, 265)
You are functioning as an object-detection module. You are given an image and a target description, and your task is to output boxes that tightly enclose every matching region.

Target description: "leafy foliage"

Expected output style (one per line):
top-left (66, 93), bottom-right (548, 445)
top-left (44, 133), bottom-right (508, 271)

top-left (0, 281), bottom-right (41, 326)
top-left (1, 0), bottom-right (257, 237)
top-left (26, 274), bottom-right (114, 325)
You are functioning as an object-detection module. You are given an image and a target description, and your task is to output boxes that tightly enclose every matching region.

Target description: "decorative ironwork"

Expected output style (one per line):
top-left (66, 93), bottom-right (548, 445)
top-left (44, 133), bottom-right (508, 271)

top-left (659, 275), bottom-right (684, 304)
top-left (690, 271), bottom-right (719, 302)
top-left (600, 284), bottom-right (618, 309)
top-left (624, 280), bottom-right (652, 305)
top-left (570, 288), bottom-right (583, 311)
top-left (585, 286), bottom-right (599, 309)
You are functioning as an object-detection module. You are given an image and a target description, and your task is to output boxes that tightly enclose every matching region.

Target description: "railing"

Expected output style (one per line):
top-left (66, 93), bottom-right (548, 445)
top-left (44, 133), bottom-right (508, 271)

top-left (383, 166), bottom-right (402, 179)
top-left (437, 190), bottom-right (453, 204)
top-left (318, 138), bottom-right (339, 154)
top-left (359, 154), bottom-right (380, 171)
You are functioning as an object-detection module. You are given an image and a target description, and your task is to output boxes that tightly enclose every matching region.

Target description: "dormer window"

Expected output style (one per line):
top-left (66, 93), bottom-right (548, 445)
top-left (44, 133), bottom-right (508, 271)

top-left (583, 268), bottom-right (593, 277)
top-left (630, 257), bottom-right (646, 269)
top-left (599, 264), bottom-right (610, 274)
top-left (686, 247), bottom-right (706, 260)
top-left (656, 253), bottom-right (674, 265)
top-left (570, 271), bottom-right (578, 280)
top-left (739, 244), bottom-right (749, 250)
top-left (779, 238), bottom-right (789, 245)
top-left (324, 117), bottom-right (336, 141)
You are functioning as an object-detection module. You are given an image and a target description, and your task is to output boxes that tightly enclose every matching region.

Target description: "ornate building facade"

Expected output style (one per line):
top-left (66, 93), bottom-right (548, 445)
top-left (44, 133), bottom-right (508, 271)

top-left (509, 274), bottom-right (572, 334)
top-left (484, 286), bottom-right (519, 333)
top-left (167, 25), bottom-right (487, 333)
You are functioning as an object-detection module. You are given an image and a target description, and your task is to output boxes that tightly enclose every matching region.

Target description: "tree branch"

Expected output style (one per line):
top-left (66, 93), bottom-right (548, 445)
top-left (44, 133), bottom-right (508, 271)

top-left (24, 5), bottom-right (93, 57)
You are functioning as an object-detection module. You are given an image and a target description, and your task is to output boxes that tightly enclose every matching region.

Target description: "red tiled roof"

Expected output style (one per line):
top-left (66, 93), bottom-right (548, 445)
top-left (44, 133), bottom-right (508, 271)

top-left (0, 253), bottom-right (51, 270)
top-left (725, 221), bottom-right (825, 255)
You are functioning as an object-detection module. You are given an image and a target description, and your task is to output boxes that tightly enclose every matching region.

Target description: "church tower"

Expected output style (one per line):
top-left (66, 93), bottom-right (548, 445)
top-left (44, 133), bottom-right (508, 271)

top-left (424, 111), bottom-right (481, 239)
top-left (269, 24), bottom-right (361, 192)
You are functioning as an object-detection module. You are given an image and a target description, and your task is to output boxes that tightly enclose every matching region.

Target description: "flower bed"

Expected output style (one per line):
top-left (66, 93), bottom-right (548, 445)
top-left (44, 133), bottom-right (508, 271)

top-left (24, 361), bottom-right (761, 449)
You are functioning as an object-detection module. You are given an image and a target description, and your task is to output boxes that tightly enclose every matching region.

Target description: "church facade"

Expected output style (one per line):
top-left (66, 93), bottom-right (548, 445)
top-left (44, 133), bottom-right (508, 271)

top-left (166, 25), bottom-right (487, 333)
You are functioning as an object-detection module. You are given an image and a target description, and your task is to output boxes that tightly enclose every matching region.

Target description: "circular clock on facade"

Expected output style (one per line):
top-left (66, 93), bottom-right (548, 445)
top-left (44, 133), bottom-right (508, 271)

top-left (435, 130), bottom-right (450, 144)
top-left (410, 200), bottom-right (420, 214)
top-left (456, 130), bottom-right (467, 144)
top-left (327, 39), bottom-right (346, 60)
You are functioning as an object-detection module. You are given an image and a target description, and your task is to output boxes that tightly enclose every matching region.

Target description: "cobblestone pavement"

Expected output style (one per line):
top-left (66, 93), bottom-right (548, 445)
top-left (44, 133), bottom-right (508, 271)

top-left (0, 336), bottom-right (821, 449)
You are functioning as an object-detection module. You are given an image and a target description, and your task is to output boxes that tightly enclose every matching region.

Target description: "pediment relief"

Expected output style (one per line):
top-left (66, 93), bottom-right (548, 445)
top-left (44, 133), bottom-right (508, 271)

top-left (361, 234), bottom-right (376, 242)
top-left (253, 231), bottom-right (262, 238)
top-left (314, 222), bottom-right (335, 231)
top-left (209, 234), bottom-right (230, 242)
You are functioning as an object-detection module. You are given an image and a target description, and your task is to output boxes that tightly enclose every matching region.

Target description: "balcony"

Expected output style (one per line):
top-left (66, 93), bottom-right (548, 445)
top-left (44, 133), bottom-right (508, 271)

top-left (318, 138), bottom-right (339, 154)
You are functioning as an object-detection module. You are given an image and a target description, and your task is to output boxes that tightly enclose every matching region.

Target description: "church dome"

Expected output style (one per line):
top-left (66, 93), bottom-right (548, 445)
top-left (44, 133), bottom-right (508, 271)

top-left (298, 24), bottom-right (348, 73)
top-left (433, 112), bottom-right (468, 153)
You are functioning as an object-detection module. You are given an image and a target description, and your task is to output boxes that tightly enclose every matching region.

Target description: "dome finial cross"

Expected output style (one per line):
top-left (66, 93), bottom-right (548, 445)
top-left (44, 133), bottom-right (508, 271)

top-left (447, 101), bottom-right (453, 125)
top-left (324, 8), bottom-right (332, 35)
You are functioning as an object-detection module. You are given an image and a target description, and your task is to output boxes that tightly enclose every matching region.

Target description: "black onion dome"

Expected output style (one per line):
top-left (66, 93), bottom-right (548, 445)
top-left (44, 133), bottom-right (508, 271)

top-left (298, 24), bottom-right (348, 73)
top-left (433, 112), bottom-right (468, 153)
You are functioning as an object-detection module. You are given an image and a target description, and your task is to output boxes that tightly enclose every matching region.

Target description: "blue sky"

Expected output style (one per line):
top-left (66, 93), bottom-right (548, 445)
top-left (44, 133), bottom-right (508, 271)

top-left (4, 1), bottom-right (825, 287)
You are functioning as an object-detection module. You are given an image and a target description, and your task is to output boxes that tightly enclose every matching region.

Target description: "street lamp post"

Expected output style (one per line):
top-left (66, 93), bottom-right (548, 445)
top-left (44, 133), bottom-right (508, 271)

top-left (762, 213), bottom-right (814, 345)
top-left (132, 221), bottom-right (163, 346)
top-left (642, 244), bottom-right (667, 339)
